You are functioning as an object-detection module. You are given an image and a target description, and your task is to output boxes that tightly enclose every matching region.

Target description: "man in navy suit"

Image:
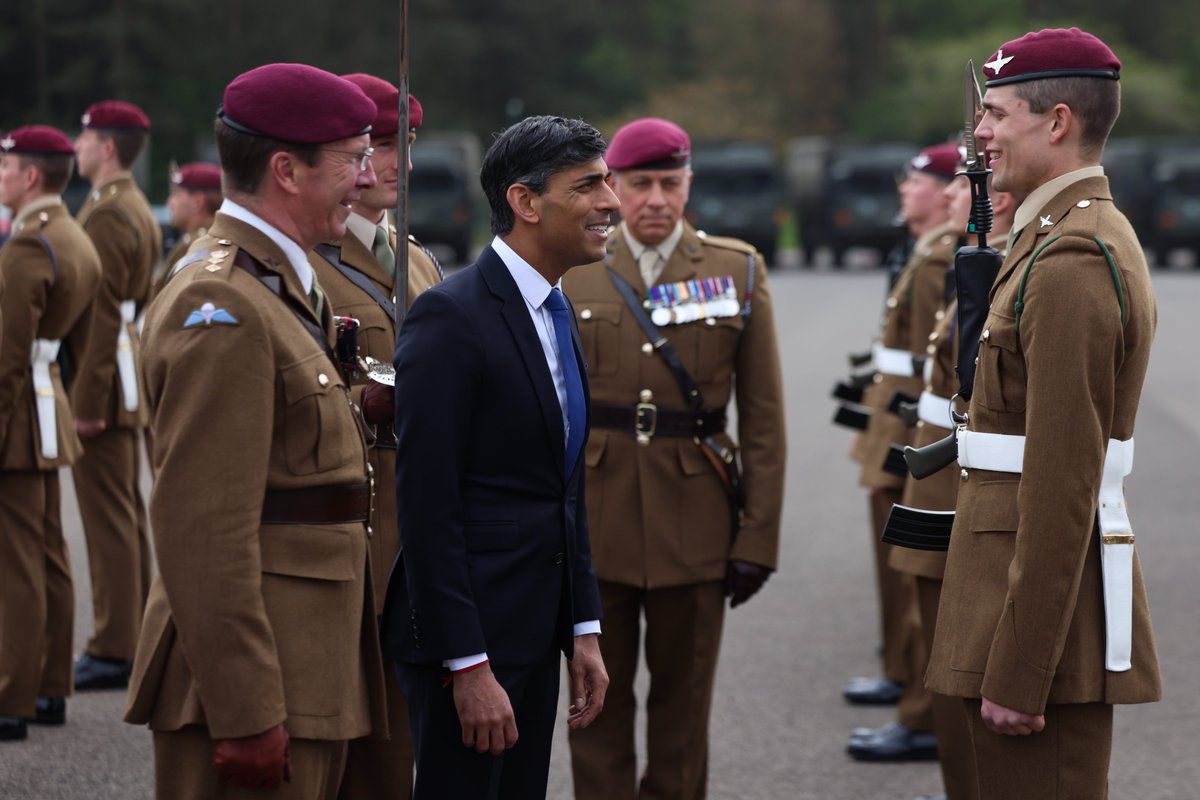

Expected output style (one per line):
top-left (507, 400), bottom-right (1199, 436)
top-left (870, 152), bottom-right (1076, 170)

top-left (383, 116), bottom-right (616, 799)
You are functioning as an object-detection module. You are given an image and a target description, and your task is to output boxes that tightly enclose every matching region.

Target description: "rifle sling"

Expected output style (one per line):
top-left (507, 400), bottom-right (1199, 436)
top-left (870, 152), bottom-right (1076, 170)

top-left (313, 243), bottom-right (398, 323)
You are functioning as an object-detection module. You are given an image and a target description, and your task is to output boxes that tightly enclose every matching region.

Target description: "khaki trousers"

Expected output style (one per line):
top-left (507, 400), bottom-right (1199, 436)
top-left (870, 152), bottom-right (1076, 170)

top-left (73, 426), bottom-right (151, 659)
top-left (868, 488), bottom-right (917, 685)
top-left (916, 576), bottom-right (977, 800)
top-left (964, 699), bottom-right (1113, 799)
top-left (569, 580), bottom-right (725, 800)
top-left (0, 470), bottom-right (74, 716)
top-left (337, 654), bottom-right (413, 800)
top-left (154, 725), bottom-right (348, 800)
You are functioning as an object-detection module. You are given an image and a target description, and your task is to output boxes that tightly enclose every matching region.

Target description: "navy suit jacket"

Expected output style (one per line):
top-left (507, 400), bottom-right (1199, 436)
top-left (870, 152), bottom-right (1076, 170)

top-left (381, 245), bottom-right (602, 668)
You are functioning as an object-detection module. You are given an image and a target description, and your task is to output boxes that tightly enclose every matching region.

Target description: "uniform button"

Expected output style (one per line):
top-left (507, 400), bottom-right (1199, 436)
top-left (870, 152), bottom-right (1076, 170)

top-left (639, 389), bottom-right (653, 402)
top-left (1077, 200), bottom-right (1091, 208)
top-left (642, 300), bottom-right (652, 310)
top-left (873, 374), bottom-right (882, 384)
top-left (886, 297), bottom-right (899, 309)
top-left (553, 552), bottom-right (565, 566)
top-left (580, 308), bottom-right (593, 320)
top-left (926, 344), bottom-right (936, 355)
top-left (218, 239), bottom-right (233, 246)
top-left (928, 332), bottom-right (938, 341)
top-left (318, 373), bottom-right (330, 387)
top-left (982, 329), bottom-right (990, 340)
top-left (38, 211), bottom-right (50, 223)
top-left (974, 356), bottom-right (979, 365)
top-left (411, 609), bottom-right (419, 619)
top-left (705, 318), bottom-right (716, 326)
top-left (642, 342), bottom-right (653, 356)
top-left (935, 309), bottom-right (945, 321)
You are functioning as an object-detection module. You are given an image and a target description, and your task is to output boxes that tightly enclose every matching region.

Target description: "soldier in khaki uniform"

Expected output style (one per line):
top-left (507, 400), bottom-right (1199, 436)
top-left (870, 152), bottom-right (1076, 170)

top-left (152, 161), bottom-right (223, 301)
top-left (564, 118), bottom-right (786, 800)
top-left (0, 126), bottom-right (102, 741)
top-left (845, 144), bottom-right (959, 762)
top-left (70, 100), bottom-right (162, 690)
top-left (927, 29), bottom-right (1161, 798)
top-left (123, 63), bottom-right (387, 799)
top-left (309, 73), bottom-right (441, 800)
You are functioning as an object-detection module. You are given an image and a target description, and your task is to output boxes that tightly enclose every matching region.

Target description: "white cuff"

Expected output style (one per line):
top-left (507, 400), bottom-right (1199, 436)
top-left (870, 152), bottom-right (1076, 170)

top-left (573, 620), bottom-right (601, 636)
top-left (443, 652), bottom-right (489, 672)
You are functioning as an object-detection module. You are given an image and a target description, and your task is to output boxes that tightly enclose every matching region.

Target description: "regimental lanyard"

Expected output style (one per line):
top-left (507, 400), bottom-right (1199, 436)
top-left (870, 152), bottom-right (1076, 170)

top-left (116, 299), bottom-right (139, 412)
top-left (648, 275), bottom-right (740, 327)
top-left (31, 338), bottom-right (62, 460)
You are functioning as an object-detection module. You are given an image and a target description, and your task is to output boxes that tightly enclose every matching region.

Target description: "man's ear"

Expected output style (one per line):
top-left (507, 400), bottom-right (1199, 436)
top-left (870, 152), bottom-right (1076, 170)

top-left (266, 151), bottom-right (302, 196)
top-left (1047, 103), bottom-right (1074, 146)
top-left (507, 183), bottom-right (540, 226)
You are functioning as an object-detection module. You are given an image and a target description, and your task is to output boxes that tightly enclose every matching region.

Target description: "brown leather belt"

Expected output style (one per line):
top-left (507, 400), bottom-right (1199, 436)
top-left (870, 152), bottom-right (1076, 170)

top-left (373, 421), bottom-right (398, 450)
top-left (261, 482), bottom-right (371, 525)
top-left (591, 402), bottom-right (726, 441)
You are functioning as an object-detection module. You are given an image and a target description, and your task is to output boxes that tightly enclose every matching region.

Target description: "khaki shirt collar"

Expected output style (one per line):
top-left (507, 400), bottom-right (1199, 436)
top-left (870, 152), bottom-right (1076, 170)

top-left (92, 169), bottom-right (135, 194)
top-left (1011, 165), bottom-right (1105, 237)
top-left (345, 209), bottom-right (388, 252)
top-left (219, 198), bottom-right (314, 294)
top-left (13, 194), bottom-right (63, 229)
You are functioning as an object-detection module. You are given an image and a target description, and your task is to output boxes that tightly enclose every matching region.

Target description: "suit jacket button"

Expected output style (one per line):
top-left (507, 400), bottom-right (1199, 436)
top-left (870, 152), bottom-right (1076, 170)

top-left (553, 552), bottom-right (565, 566)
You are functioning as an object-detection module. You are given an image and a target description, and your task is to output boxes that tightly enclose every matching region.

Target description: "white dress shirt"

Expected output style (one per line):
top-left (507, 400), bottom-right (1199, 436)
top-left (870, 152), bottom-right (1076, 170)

top-left (217, 199), bottom-right (315, 294)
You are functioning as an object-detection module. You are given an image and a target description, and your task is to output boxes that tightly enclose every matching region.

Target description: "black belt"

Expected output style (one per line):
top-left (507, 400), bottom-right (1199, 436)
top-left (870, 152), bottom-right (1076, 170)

top-left (591, 402), bottom-right (726, 440)
top-left (261, 482), bottom-right (371, 525)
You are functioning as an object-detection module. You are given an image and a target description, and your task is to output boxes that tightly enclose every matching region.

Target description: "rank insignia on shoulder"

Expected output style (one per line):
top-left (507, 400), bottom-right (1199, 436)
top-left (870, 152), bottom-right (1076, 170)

top-left (171, 248), bottom-right (210, 277)
top-left (647, 275), bottom-right (740, 326)
top-left (183, 302), bottom-right (238, 329)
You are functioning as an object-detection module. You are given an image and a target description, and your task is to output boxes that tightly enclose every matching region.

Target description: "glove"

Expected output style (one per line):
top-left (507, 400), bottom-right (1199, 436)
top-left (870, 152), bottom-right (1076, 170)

top-left (212, 723), bottom-right (291, 791)
top-left (360, 381), bottom-right (395, 425)
top-left (726, 559), bottom-right (773, 609)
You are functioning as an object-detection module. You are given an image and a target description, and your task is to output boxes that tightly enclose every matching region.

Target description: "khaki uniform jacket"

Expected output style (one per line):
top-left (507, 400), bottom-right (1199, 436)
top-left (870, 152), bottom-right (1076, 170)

top-left (927, 177), bottom-right (1161, 714)
top-left (124, 214), bottom-right (387, 741)
top-left (858, 224), bottom-right (956, 488)
top-left (561, 223), bottom-right (786, 588)
top-left (0, 203), bottom-right (102, 470)
top-left (73, 174), bottom-right (161, 428)
top-left (310, 229), bottom-right (441, 606)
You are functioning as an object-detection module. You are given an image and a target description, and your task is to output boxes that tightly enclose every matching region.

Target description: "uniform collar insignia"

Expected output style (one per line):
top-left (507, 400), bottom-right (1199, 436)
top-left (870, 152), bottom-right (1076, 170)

top-left (1039, 214), bottom-right (1054, 228)
top-left (985, 49), bottom-right (1014, 75)
top-left (183, 302), bottom-right (239, 328)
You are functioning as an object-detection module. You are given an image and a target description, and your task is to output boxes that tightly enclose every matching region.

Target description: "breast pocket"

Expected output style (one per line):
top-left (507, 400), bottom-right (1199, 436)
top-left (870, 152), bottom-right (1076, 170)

top-left (690, 315), bottom-right (744, 384)
top-left (279, 352), bottom-right (355, 476)
top-left (975, 320), bottom-right (1026, 414)
top-left (576, 302), bottom-right (623, 377)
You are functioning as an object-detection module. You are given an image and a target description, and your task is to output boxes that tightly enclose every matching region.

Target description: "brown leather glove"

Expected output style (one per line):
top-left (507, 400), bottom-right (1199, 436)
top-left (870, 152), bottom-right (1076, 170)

top-left (212, 723), bottom-right (292, 790)
top-left (360, 381), bottom-right (395, 425)
top-left (726, 559), bottom-right (773, 609)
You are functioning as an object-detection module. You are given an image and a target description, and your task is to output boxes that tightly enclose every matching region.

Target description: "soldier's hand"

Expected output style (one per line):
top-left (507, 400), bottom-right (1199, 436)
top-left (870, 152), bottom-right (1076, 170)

top-left (726, 559), bottom-right (773, 608)
top-left (567, 633), bottom-right (608, 730)
top-left (211, 722), bottom-right (291, 790)
top-left (75, 418), bottom-right (107, 439)
top-left (360, 381), bottom-right (395, 425)
top-left (452, 662), bottom-right (518, 754)
top-left (980, 696), bottom-right (1046, 736)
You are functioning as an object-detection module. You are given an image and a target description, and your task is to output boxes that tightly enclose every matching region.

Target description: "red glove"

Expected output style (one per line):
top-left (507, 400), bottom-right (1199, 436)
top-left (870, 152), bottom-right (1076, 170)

top-left (212, 723), bottom-right (291, 791)
top-left (360, 381), bottom-right (395, 425)
top-left (726, 559), bottom-right (773, 608)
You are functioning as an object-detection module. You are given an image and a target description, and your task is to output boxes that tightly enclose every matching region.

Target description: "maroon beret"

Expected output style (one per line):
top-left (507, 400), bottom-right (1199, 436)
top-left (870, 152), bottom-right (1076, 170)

top-left (340, 73), bottom-right (424, 136)
top-left (219, 63), bottom-right (375, 145)
top-left (983, 28), bottom-right (1120, 87)
top-left (908, 143), bottom-right (960, 180)
top-left (1, 125), bottom-right (75, 156)
top-left (171, 161), bottom-right (222, 192)
top-left (606, 117), bottom-right (690, 171)
top-left (82, 100), bottom-right (150, 131)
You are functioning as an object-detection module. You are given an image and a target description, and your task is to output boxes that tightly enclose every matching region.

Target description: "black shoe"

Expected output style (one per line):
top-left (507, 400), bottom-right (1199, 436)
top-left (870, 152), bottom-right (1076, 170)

top-left (32, 697), bottom-right (65, 725)
top-left (848, 722), bottom-right (885, 742)
top-left (0, 716), bottom-right (28, 741)
top-left (843, 676), bottom-right (904, 705)
top-left (846, 722), bottom-right (938, 762)
top-left (73, 653), bottom-right (132, 691)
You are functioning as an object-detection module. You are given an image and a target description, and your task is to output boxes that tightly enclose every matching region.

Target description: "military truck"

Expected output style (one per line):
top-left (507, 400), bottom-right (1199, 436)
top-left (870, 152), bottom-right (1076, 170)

top-left (685, 140), bottom-right (785, 264)
top-left (409, 132), bottom-right (481, 264)
top-left (1150, 143), bottom-right (1200, 263)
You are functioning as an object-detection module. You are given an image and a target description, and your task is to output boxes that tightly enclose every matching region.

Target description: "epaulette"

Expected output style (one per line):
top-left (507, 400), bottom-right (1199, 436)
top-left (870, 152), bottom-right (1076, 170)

top-left (695, 231), bottom-right (759, 257)
top-left (172, 238), bottom-right (239, 282)
top-left (408, 233), bottom-right (443, 277)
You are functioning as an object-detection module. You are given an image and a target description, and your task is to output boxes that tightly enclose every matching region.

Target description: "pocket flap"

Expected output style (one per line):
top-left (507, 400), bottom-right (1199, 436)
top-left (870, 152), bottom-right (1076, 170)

top-left (577, 301), bottom-right (622, 326)
top-left (259, 524), bottom-right (357, 580)
top-left (280, 352), bottom-right (341, 404)
top-left (678, 441), bottom-right (711, 477)
top-left (967, 479), bottom-right (1020, 533)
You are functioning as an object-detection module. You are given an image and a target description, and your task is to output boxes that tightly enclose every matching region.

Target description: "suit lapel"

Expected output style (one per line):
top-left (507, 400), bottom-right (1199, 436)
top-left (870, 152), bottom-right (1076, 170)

top-left (478, 247), bottom-right (566, 473)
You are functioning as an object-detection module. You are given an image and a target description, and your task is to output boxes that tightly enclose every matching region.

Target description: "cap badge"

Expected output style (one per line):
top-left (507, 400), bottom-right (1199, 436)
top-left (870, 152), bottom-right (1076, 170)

top-left (985, 49), bottom-right (1014, 75)
top-left (672, 146), bottom-right (688, 162)
top-left (912, 154), bottom-right (932, 169)
top-left (81, 113), bottom-right (91, 126)
top-left (183, 302), bottom-right (239, 329)
top-left (1039, 215), bottom-right (1054, 228)
top-left (0, 136), bottom-right (14, 151)
top-left (170, 170), bottom-right (182, 185)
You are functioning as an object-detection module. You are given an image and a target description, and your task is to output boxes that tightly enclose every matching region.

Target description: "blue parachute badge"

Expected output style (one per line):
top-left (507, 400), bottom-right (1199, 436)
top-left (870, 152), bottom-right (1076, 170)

top-left (183, 301), bottom-right (239, 329)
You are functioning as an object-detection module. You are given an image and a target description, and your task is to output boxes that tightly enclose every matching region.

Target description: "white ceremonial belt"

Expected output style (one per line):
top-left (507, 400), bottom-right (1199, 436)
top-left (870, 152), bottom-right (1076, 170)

top-left (31, 338), bottom-right (62, 460)
top-left (116, 299), bottom-right (139, 413)
top-left (917, 390), bottom-right (954, 430)
top-left (872, 342), bottom-right (916, 377)
top-left (958, 431), bottom-right (1137, 672)
top-left (922, 355), bottom-right (934, 384)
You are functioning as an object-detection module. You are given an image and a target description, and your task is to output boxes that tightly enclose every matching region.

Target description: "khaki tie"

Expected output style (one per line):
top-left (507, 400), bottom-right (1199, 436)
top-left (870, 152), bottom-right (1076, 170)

top-left (308, 276), bottom-right (326, 319)
top-left (638, 248), bottom-right (661, 287)
top-left (372, 225), bottom-right (396, 277)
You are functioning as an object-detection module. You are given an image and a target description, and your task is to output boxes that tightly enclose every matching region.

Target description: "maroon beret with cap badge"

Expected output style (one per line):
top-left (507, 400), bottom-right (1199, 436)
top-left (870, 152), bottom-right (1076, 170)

top-left (219, 63), bottom-right (375, 145)
top-left (81, 100), bottom-right (151, 131)
top-left (982, 27), bottom-right (1121, 87)
top-left (1, 125), bottom-right (76, 156)
top-left (908, 143), bottom-right (960, 181)
top-left (171, 162), bottom-right (222, 192)
top-left (606, 117), bottom-right (691, 171)
top-left (340, 73), bottom-right (424, 136)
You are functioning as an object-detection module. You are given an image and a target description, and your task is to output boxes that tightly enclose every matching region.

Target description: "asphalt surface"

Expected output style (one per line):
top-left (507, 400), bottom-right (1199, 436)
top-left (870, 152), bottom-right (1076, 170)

top-left (2, 267), bottom-right (1198, 799)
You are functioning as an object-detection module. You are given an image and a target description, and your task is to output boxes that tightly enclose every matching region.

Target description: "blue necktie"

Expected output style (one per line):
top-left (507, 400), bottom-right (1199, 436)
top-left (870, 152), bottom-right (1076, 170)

top-left (545, 288), bottom-right (585, 474)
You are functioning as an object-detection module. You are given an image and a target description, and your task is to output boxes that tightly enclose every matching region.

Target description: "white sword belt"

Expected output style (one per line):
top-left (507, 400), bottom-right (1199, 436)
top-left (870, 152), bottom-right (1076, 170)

top-left (871, 342), bottom-right (919, 378)
top-left (917, 390), bottom-right (955, 430)
top-left (116, 299), bottom-right (139, 413)
top-left (957, 430), bottom-right (1136, 672)
top-left (31, 338), bottom-right (62, 460)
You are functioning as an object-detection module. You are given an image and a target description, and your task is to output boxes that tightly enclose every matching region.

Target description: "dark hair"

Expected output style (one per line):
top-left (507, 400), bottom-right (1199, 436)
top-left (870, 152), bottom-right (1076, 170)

top-left (480, 116), bottom-right (607, 235)
top-left (196, 189), bottom-right (224, 217)
top-left (18, 154), bottom-right (74, 194)
top-left (214, 119), bottom-right (321, 195)
top-left (1014, 76), bottom-right (1120, 160)
top-left (95, 129), bottom-right (149, 169)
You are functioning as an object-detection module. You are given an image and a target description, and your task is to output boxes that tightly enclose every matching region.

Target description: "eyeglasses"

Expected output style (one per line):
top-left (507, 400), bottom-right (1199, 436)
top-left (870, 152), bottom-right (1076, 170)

top-left (321, 146), bottom-right (375, 173)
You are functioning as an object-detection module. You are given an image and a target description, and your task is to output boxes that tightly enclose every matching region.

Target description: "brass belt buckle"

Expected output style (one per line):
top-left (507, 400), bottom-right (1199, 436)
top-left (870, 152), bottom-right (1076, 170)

top-left (634, 402), bottom-right (658, 446)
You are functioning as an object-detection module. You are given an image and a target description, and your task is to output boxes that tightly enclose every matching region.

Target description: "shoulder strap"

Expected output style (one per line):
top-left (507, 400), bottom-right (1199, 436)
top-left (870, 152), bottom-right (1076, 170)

top-left (313, 243), bottom-right (397, 322)
top-left (232, 250), bottom-right (340, 372)
top-left (606, 267), bottom-right (705, 411)
top-left (35, 234), bottom-right (60, 284)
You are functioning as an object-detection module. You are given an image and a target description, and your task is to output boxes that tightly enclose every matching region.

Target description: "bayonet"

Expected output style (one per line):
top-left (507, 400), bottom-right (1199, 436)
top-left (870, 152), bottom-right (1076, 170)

top-left (962, 60), bottom-right (992, 246)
